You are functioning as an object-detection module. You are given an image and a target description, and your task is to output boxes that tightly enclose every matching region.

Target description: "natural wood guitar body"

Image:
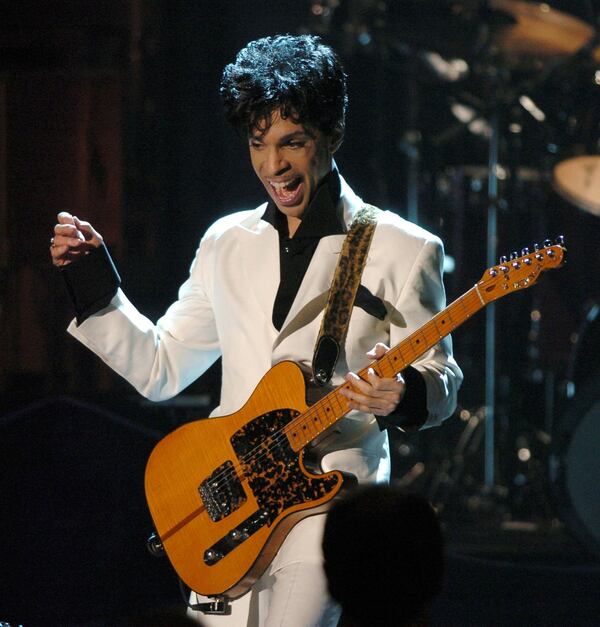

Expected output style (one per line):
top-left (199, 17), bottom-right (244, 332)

top-left (145, 360), bottom-right (344, 598)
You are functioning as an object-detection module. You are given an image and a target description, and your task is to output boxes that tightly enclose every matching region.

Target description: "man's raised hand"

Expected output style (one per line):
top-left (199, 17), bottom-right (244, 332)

top-left (50, 212), bottom-right (103, 267)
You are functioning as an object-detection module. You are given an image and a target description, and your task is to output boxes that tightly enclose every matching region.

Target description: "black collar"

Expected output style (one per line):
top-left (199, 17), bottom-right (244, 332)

top-left (262, 169), bottom-right (345, 239)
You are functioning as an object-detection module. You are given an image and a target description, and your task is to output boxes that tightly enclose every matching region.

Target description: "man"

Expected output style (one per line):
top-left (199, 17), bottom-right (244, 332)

top-left (50, 35), bottom-right (461, 627)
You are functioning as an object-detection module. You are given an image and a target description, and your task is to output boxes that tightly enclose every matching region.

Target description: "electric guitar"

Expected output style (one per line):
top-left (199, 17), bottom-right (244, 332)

top-left (144, 239), bottom-right (565, 599)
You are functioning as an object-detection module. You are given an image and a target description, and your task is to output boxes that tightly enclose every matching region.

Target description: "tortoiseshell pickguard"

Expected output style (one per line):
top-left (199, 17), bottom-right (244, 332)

top-left (230, 409), bottom-right (340, 523)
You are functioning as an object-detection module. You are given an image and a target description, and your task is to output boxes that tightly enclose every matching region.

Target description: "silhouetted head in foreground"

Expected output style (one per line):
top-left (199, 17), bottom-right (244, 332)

top-left (323, 485), bottom-right (444, 626)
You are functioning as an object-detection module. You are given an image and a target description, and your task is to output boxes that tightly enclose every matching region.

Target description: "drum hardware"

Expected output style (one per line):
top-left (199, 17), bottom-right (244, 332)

top-left (419, 50), bottom-right (469, 83)
top-left (392, 406), bottom-right (495, 516)
top-left (314, 1), bottom-right (598, 72)
top-left (306, 0), bottom-right (597, 497)
top-left (547, 300), bottom-right (600, 558)
top-left (549, 374), bottom-right (600, 558)
top-left (426, 407), bottom-right (486, 512)
top-left (395, 460), bottom-right (426, 490)
top-left (563, 301), bottom-right (599, 399)
top-left (391, 402), bottom-right (561, 527)
top-left (433, 7), bottom-right (594, 490)
top-left (506, 426), bottom-right (556, 522)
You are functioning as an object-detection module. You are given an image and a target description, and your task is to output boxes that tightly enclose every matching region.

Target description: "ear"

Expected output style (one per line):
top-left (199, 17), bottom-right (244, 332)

top-left (328, 124), bottom-right (345, 154)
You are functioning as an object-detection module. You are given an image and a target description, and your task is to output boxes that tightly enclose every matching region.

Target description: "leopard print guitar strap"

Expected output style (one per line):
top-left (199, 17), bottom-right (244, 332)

top-left (311, 204), bottom-right (380, 386)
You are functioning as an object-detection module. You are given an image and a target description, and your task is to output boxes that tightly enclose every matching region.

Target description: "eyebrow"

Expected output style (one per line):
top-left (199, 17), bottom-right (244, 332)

top-left (249, 130), bottom-right (313, 143)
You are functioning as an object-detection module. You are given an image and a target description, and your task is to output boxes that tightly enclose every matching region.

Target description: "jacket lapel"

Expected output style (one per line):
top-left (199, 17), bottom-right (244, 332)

top-left (274, 175), bottom-right (363, 347)
top-left (237, 206), bottom-right (281, 327)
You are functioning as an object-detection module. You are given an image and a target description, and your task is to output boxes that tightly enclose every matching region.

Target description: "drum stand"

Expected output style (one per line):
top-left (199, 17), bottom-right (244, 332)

top-left (480, 25), bottom-right (600, 488)
top-left (484, 107), bottom-right (500, 488)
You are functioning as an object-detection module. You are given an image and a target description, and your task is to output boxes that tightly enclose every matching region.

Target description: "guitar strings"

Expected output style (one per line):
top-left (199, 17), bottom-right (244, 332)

top-left (198, 250), bottom-right (553, 497)
top-left (202, 287), bottom-right (488, 495)
top-left (201, 287), bottom-right (487, 496)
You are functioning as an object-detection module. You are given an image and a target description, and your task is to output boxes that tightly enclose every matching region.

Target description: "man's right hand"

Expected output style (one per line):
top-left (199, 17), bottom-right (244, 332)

top-left (50, 212), bottom-right (103, 267)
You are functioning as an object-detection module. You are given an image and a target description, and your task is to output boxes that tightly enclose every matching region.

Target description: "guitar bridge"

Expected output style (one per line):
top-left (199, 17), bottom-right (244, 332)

top-left (199, 460), bottom-right (247, 522)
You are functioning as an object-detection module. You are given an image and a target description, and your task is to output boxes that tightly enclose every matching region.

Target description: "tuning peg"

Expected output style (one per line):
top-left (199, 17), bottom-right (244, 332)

top-left (555, 235), bottom-right (565, 246)
top-left (499, 255), bottom-right (508, 264)
top-left (510, 251), bottom-right (518, 260)
top-left (534, 242), bottom-right (540, 251)
top-left (544, 239), bottom-right (552, 247)
top-left (521, 247), bottom-right (529, 256)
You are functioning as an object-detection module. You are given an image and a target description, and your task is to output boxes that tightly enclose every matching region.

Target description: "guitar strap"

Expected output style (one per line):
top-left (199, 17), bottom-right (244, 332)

top-left (312, 204), bottom-right (380, 386)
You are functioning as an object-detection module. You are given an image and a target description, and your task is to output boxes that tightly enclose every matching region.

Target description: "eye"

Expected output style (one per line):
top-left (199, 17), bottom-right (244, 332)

top-left (249, 139), bottom-right (263, 150)
top-left (287, 140), bottom-right (306, 149)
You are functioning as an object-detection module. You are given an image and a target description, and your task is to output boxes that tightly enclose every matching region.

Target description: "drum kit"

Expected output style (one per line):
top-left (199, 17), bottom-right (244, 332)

top-left (307, 1), bottom-right (600, 556)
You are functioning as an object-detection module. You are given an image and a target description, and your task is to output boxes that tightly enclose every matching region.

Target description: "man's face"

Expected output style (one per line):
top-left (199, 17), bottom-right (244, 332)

top-left (249, 110), bottom-right (338, 222)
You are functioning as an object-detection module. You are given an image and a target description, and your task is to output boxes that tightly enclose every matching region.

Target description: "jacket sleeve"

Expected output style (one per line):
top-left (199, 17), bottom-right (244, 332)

top-left (67, 235), bottom-right (221, 401)
top-left (389, 236), bottom-right (463, 429)
top-left (60, 242), bottom-right (122, 325)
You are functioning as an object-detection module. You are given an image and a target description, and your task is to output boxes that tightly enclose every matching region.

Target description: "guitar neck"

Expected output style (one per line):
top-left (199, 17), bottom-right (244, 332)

top-left (285, 284), bottom-right (486, 452)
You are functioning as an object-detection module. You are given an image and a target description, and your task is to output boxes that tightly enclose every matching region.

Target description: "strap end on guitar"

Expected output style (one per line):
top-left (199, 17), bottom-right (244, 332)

top-left (312, 334), bottom-right (340, 386)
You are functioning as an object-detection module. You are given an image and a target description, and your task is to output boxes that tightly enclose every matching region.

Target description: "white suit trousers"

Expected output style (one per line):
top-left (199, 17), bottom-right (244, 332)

top-left (187, 514), bottom-right (341, 627)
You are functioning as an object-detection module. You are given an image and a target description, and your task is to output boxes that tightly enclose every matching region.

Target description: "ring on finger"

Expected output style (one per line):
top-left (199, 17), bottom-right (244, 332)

top-left (50, 237), bottom-right (56, 247)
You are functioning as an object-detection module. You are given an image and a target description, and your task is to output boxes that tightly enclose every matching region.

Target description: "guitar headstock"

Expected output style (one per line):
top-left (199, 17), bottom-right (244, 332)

top-left (477, 236), bottom-right (566, 304)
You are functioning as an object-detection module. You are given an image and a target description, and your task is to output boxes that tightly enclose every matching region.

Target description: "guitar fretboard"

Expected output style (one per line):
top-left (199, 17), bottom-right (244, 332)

top-left (284, 285), bottom-right (485, 451)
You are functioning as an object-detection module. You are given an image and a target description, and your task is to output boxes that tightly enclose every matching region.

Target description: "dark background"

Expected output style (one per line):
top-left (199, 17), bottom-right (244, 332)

top-left (1, 1), bottom-right (600, 624)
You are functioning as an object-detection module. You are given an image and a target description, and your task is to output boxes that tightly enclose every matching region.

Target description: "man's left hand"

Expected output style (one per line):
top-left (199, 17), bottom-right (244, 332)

top-left (340, 343), bottom-right (406, 416)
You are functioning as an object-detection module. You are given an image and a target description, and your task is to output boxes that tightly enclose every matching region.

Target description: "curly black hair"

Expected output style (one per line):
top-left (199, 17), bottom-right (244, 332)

top-left (220, 34), bottom-right (347, 138)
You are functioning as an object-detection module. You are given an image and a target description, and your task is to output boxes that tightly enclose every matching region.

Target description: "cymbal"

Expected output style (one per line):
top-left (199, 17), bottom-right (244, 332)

top-left (489, 0), bottom-right (595, 68)
top-left (553, 156), bottom-right (600, 217)
top-left (381, 1), bottom-right (504, 60)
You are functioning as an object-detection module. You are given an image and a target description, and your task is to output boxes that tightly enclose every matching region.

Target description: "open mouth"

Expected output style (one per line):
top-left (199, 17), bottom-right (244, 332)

top-left (269, 176), bottom-right (304, 207)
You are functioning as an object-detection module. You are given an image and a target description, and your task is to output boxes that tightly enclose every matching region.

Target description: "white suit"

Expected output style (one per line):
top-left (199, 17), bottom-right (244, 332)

top-left (68, 175), bottom-right (462, 626)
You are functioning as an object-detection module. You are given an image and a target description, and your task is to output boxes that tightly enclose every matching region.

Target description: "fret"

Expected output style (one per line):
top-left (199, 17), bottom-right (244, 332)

top-left (386, 347), bottom-right (407, 375)
top-left (310, 406), bottom-right (327, 431)
top-left (407, 335), bottom-right (421, 358)
top-left (434, 317), bottom-right (447, 334)
top-left (301, 413), bottom-right (319, 440)
top-left (381, 352), bottom-right (398, 378)
top-left (444, 307), bottom-right (457, 327)
top-left (323, 398), bottom-right (338, 424)
top-left (460, 296), bottom-right (470, 318)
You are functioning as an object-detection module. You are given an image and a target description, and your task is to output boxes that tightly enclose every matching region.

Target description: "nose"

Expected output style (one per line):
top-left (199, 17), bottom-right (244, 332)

top-left (265, 147), bottom-right (290, 177)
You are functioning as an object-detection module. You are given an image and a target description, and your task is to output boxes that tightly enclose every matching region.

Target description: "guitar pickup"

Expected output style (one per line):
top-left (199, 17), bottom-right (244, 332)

top-left (204, 509), bottom-right (271, 566)
top-left (199, 460), bottom-right (247, 522)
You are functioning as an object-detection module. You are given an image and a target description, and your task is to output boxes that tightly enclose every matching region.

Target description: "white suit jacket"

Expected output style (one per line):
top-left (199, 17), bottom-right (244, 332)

top-left (68, 175), bottom-right (462, 483)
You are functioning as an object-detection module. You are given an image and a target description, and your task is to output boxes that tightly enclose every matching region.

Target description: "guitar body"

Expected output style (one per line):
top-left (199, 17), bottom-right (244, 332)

top-left (145, 360), bottom-right (345, 599)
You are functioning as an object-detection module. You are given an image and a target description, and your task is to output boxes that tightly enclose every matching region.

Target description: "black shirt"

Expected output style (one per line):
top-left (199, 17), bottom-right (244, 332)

top-left (263, 169), bottom-right (344, 330)
top-left (261, 168), bottom-right (427, 431)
